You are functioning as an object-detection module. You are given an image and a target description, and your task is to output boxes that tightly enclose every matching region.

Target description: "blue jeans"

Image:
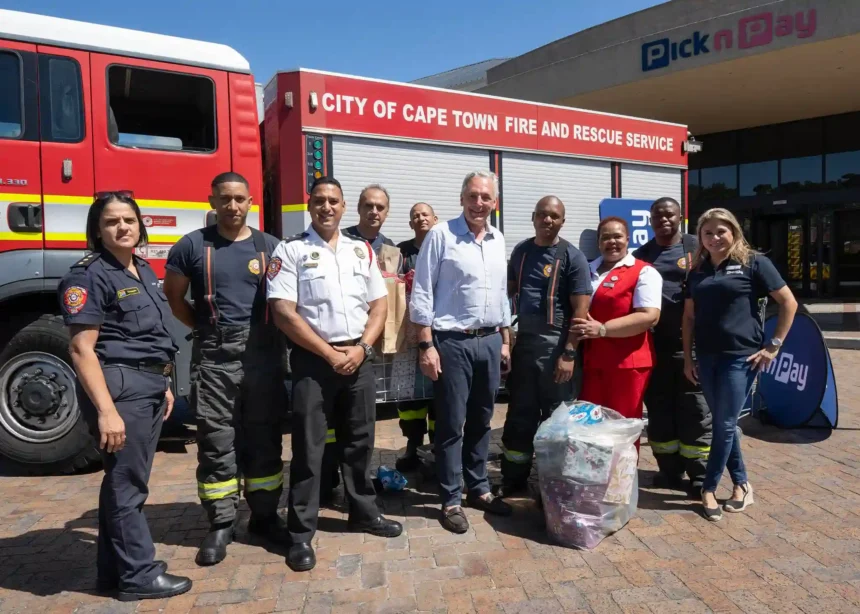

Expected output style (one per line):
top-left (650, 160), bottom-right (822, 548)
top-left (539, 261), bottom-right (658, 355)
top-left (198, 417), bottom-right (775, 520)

top-left (697, 354), bottom-right (756, 493)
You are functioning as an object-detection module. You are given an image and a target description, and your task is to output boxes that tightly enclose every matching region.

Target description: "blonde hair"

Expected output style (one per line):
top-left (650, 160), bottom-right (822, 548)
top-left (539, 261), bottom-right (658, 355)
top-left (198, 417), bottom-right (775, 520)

top-left (694, 207), bottom-right (757, 267)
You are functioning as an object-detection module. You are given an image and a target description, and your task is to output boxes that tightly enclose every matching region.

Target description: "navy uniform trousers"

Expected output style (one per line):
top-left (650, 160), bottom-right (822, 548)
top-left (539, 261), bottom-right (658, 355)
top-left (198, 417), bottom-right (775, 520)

top-left (79, 366), bottom-right (166, 591)
top-left (501, 327), bottom-right (579, 485)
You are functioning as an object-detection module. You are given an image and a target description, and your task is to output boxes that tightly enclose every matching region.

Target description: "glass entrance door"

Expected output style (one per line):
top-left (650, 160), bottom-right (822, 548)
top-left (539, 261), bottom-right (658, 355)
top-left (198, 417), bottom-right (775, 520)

top-left (834, 209), bottom-right (860, 297)
top-left (754, 214), bottom-right (807, 294)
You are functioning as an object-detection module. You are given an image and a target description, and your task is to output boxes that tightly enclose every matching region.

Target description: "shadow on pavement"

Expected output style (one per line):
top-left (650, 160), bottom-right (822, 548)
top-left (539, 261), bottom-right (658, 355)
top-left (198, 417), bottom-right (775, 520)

top-left (738, 414), bottom-right (833, 444)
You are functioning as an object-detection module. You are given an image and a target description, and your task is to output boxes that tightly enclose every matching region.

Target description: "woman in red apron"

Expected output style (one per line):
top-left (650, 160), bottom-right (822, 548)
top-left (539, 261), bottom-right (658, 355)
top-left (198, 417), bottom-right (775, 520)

top-left (571, 217), bottom-right (663, 448)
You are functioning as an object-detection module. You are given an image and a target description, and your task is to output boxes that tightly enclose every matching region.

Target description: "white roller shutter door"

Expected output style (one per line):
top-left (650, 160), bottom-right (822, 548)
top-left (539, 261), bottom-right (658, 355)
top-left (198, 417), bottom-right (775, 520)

top-left (501, 153), bottom-right (611, 260)
top-left (621, 164), bottom-right (682, 202)
top-left (331, 136), bottom-right (490, 245)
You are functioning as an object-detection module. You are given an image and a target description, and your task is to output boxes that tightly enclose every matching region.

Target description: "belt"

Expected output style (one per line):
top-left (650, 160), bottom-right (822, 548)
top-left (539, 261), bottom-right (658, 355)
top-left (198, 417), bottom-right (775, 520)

top-left (103, 361), bottom-right (173, 376)
top-left (330, 338), bottom-right (362, 347)
top-left (437, 327), bottom-right (499, 337)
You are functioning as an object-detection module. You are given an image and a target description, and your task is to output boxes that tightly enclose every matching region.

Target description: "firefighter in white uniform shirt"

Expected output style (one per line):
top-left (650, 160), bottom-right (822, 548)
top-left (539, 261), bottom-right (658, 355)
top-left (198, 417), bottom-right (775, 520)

top-left (267, 176), bottom-right (402, 573)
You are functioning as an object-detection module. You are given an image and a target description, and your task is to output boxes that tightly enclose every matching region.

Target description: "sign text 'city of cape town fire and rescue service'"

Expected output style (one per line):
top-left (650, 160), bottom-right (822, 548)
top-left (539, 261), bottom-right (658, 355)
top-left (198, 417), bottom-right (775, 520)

top-left (299, 73), bottom-right (688, 167)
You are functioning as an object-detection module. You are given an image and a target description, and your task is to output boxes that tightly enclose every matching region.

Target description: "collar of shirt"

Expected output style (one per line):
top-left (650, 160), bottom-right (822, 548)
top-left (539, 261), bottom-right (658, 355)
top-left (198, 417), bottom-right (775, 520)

top-left (451, 213), bottom-right (496, 239)
top-left (99, 251), bottom-right (150, 271)
top-left (589, 252), bottom-right (635, 278)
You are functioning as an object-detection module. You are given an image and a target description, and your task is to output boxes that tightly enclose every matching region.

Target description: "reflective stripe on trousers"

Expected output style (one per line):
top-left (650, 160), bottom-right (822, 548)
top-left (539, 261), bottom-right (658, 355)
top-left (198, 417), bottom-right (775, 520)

top-left (198, 477), bottom-right (240, 501)
top-left (649, 439), bottom-right (680, 455)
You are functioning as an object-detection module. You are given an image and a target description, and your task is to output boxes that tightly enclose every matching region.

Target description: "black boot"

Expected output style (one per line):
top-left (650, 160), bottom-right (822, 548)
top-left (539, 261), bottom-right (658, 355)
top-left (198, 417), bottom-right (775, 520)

top-left (395, 438), bottom-right (423, 473)
top-left (117, 573), bottom-right (192, 601)
top-left (287, 542), bottom-right (316, 572)
top-left (195, 524), bottom-right (233, 566)
top-left (248, 513), bottom-right (290, 545)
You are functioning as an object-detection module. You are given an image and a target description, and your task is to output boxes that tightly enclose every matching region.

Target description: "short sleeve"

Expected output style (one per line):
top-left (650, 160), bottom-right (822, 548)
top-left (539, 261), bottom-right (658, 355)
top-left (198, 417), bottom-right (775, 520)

top-left (367, 255), bottom-right (388, 302)
top-left (566, 248), bottom-right (592, 296)
top-left (753, 256), bottom-right (787, 295)
top-left (165, 234), bottom-right (194, 277)
top-left (633, 265), bottom-right (663, 309)
top-left (266, 242), bottom-right (298, 302)
top-left (58, 270), bottom-right (107, 326)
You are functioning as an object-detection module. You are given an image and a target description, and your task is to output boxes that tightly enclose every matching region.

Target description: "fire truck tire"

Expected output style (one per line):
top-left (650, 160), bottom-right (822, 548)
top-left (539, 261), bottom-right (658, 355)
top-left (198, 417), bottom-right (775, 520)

top-left (0, 315), bottom-right (100, 475)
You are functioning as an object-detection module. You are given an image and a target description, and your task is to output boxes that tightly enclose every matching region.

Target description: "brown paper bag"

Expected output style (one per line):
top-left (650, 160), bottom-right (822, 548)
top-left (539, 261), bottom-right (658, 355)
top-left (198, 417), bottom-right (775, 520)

top-left (378, 275), bottom-right (407, 354)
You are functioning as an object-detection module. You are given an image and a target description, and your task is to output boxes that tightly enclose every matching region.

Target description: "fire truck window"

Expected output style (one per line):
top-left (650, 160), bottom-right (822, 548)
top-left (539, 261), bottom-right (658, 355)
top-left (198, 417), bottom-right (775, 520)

top-left (107, 65), bottom-right (216, 153)
top-left (0, 52), bottom-right (23, 139)
top-left (39, 56), bottom-right (84, 142)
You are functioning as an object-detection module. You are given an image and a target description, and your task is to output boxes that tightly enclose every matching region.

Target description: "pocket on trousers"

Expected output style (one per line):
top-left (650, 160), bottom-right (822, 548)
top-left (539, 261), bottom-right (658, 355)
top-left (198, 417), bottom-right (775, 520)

top-left (103, 366), bottom-right (126, 402)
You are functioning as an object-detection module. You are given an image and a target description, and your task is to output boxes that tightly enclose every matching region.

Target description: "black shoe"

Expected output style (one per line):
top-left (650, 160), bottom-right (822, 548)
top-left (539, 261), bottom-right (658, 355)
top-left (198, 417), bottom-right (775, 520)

top-left (701, 492), bottom-right (723, 522)
top-left (466, 492), bottom-right (513, 517)
top-left (117, 573), bottom-right (192, 602)
top-left (195, 526), bottom-right (233, 566)
top-left (440, 506), bottom-right (469, 534)
top-left (248, 513), bottom-right (289, 545)
top-left (651, 473), bottom-right (685, 490)
top-left (287, 542), bottom-right (316, 572)
top-left (97, 560), bottom-right (167, 593)
top-left (395, 453), bottom-right (422, 473)
top-left (491, 481), bottom-right (528, 499)
top-left (348, 515), bottom-right (403, 538)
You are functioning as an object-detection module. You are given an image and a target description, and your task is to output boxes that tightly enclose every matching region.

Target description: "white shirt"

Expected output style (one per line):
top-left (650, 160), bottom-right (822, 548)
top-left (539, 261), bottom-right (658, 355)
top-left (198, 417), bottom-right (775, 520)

top-left (588, 253), bottom-right (663, 309)
top-left (409, 214), bottom-right (512, 332)
top-left (266, 226), bottom-right (388, 343)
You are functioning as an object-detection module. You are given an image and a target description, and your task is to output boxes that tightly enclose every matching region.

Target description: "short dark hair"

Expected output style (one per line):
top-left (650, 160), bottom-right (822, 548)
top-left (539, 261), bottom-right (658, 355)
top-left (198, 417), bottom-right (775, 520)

top-left (211, 171), bottom-right (249, 189)
top-left (85, 193), bottom-right (149, 252)
top-left (309, 176), bottom-right (343, 197)
top-left (651, 196), bottom-right (681, 212)
top-left (597, 216), bottom-right (629, 237)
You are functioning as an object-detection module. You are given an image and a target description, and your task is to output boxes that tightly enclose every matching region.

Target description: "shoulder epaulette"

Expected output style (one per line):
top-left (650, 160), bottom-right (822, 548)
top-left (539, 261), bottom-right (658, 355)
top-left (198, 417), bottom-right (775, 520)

top-left (71, 252), bottom-right (101, 269)
top-left (283, 232), bottom-right (309, 244)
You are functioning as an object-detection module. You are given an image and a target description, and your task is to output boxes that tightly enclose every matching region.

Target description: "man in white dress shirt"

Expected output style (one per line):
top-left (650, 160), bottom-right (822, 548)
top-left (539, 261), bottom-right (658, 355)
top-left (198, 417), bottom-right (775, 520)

top-left (267, 177), bottom-right (402, 572)
top-left (409, 171), bottom-right (514, 534)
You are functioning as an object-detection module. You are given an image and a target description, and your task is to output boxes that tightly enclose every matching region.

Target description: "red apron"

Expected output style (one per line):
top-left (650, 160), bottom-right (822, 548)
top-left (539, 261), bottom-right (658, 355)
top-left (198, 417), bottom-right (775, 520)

top-left (580, 258), bottom-right (654, 440)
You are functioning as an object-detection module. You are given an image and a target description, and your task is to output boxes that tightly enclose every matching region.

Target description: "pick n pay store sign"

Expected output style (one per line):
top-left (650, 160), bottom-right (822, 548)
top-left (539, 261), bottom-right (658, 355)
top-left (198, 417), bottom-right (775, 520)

top-left (641, 8), bottom-right (817, 72)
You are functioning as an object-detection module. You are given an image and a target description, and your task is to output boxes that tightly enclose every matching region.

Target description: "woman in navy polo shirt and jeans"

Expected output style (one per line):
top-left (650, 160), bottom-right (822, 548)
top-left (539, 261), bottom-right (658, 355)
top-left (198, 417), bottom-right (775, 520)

top-left (683, 208), bottom-right (797, 522)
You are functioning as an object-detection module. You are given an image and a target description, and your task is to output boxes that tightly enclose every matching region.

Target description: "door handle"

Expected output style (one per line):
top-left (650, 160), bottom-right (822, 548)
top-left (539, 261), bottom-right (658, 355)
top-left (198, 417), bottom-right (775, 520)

top-left (8, 203), bottom-right (43, 232)
top-left (63, 159), bottom-right (73, 180)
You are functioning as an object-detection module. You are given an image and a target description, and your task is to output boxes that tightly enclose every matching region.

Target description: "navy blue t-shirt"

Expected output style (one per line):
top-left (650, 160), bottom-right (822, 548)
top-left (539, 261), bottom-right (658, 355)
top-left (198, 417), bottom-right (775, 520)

top-left (166, 228), bottom-right (280, 328)
top-left (508, 238), bottom-right (591, 332)
top-left (633, 235), bottom-right (697, 350)
top-left (58, 252), bottom-right (177, 363)
top-left (397, 239), bottom-right (421, 275)
top-left (685, 254), bottom-right (786, 356)
top-left (345, 225), bottom-right (394, 255)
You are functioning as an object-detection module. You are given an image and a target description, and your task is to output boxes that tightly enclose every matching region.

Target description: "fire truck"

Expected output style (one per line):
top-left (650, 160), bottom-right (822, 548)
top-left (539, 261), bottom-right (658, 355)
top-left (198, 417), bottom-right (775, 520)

top-left (0, 9), bottom-right (689, 474)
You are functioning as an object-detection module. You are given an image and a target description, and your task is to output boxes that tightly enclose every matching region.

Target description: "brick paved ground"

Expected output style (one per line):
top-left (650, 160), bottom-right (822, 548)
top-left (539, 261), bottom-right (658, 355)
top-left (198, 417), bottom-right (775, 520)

top-left (1, 351), bottom-right (859, 614)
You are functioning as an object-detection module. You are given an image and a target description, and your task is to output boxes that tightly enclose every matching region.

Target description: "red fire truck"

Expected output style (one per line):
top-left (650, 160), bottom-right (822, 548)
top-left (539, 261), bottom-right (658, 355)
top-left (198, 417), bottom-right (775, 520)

top-left (0, 9), bottom-right (690, 474)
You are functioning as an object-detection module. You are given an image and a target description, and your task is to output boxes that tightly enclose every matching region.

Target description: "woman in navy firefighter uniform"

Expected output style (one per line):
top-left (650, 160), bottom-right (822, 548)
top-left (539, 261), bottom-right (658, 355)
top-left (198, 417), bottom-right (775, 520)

top-left (58, 193), bottom-right (192, 602)
top-left (683, 208), bottom-right (797, 521)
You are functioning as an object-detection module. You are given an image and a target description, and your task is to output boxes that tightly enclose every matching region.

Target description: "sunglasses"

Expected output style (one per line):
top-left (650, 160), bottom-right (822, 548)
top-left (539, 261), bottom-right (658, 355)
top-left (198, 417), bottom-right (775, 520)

top-left (95, 190), bottom-right (135, 200)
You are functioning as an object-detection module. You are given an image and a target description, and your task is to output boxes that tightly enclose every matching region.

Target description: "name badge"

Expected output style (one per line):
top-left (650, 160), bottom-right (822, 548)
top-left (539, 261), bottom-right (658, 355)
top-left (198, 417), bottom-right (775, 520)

top-left (727, 264), bottom-right (742, 271)
top-left (603, 282), bottom-right (615, 288)
top-left (117, 287), bottom-right (140, 300)
top-left (302, 262), bottom-right (319, 268)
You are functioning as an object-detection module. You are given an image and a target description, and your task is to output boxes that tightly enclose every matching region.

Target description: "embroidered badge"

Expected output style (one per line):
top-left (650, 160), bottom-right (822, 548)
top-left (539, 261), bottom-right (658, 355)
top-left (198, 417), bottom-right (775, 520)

top-left (310, 251), bottom-right (320, 260)
top-left (543, 264), bottom-right (553, 277)
top-left (116, 287), bottom-right (140, 300)
top-left (354, 246), bottom-right (366, 259)
top-left (63, 286), bottom-right (88, 314)
top-left (248, 258), bottom-right (261, 275)
top-left (266, 257), bottom-right (282, 280)
top-left (677, 257), bottom-right (687, 269)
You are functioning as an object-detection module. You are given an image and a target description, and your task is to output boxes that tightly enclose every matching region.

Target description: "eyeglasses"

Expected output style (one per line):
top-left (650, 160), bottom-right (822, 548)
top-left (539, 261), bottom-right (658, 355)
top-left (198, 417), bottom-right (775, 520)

top-left (94, 190), bottom-right (134, 200)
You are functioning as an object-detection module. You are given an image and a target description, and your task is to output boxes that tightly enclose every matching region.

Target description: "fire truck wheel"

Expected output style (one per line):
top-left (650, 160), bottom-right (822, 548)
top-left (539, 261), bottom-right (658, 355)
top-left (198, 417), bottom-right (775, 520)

top-left (0, 315), bottom-right (100, 475)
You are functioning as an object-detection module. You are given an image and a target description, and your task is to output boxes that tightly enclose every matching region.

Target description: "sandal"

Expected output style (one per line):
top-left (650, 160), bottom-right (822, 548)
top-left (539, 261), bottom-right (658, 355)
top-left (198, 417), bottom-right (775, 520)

top-left (723, 483), bottom-right (754, 513)
top-left (702, 491), bottom-right (722, 522)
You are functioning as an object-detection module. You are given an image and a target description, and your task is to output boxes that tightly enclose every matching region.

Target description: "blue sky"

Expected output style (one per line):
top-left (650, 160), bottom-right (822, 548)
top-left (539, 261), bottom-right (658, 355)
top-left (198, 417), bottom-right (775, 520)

top-left (7, 0), bottom-right (666, 84)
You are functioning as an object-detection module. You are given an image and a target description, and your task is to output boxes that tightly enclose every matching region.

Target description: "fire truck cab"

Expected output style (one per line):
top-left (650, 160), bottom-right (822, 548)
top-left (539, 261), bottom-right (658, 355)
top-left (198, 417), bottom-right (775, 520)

top-left (0, 9), bottom-right (261, 473)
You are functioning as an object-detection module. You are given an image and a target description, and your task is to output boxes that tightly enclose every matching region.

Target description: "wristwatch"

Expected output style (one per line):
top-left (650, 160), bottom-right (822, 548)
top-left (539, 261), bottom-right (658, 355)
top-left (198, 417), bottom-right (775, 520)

top-left (598, 324), bottom-right (607, 338)
top-left (418, 341), bottom-right (433, 352)
top-left (563, 347), bottom-right (577, 360)
top-left (767, 337), bottom-right (783, 350)
top-left (358, 341), bottom-right (374, 360)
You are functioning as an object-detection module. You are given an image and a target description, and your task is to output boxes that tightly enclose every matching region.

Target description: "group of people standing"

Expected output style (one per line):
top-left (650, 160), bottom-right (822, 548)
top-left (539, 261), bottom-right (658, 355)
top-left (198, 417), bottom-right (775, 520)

top-left (58, 169), bottom-right (797, 602)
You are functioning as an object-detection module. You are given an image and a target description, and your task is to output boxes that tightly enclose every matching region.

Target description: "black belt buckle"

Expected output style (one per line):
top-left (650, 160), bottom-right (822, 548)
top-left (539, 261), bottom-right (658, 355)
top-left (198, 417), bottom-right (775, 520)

top-left (464, 327), bottom-right (497, 337)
